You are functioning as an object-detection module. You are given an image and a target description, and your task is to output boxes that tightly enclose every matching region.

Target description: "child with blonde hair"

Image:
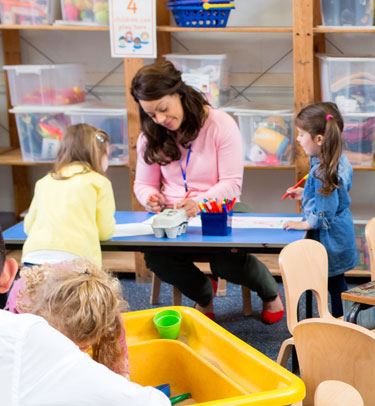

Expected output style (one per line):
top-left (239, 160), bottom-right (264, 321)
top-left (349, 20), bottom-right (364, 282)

top-left (14, 258), bottom-right (130, 378)
top-left (22, 123), bottom-right (115, 268)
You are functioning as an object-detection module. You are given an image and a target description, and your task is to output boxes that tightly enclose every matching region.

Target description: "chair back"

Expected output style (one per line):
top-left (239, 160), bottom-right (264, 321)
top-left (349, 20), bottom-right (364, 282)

top-left (294, 318), bottom-right (375, 406)
top-left (365, 217), bottom-right (375, 281)
top-left (314, 380), bottom-right (364, 406)
top-left (278, 239), bottom-right (333, 334)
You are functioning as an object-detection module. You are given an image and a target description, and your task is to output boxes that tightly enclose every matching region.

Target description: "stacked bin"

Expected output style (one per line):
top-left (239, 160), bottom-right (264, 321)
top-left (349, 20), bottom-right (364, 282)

top-left (165, 0), bottom-right (235, 28)
top-left (320, 0), bottom-right (374, 27)
top-left (4, 64), bottom-right (86, 163)
top-left (5, 65), bottom-right (129, 165)
top-left (318, 55), bottom-right (375, 166)
top-left (165, 53), bottom-right (230, 108)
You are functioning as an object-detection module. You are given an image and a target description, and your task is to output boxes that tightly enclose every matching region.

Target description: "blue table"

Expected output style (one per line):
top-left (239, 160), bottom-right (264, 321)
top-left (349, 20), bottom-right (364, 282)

top-left (3, 211), bottom-right (306, 254)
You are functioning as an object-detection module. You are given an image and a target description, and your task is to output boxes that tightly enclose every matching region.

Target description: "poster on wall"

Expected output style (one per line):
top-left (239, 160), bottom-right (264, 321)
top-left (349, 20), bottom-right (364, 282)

top-left (109, 0), bottom-right (156, 58)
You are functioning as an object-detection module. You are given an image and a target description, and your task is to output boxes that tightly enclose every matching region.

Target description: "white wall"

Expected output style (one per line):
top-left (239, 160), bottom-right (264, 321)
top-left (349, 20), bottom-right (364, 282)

top-left (0, 0), bottom-right (374, 219)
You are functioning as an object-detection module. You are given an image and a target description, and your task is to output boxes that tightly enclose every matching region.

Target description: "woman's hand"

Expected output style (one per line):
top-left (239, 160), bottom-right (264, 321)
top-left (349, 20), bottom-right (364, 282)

top-left (285, 187), bottom-right (304, 200)
top-left (283, 220), bottom-right (312, 231)
top-left (146, 193), bottom-right (165, 213)
top-left (174, 198), bottom-right (199, 218)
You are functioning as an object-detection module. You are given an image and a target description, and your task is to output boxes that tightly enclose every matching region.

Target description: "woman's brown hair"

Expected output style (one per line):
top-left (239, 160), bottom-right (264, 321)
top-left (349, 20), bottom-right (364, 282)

top-left (295, 102), bottom-right (344, 196)
top-left (130, 61), bottom-right (210, 165)
top-left (51, 123), bottom-right (110, 179)
top-left (18, 259), bottom-right (129, 377)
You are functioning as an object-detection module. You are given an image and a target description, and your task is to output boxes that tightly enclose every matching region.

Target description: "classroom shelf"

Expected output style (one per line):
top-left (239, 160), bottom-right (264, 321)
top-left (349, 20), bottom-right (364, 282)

top-left (314, 26), bottom-right (375, 34)
top-left (0, 24), bottom-right (109, 31)
top-left (156, 26), bottom-right (293, 33)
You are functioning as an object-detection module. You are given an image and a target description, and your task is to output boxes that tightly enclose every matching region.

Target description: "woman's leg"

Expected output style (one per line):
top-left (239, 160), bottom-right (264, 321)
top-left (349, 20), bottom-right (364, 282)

top-left (210, 251), bottom-right (284, 322)
top-left (328, 273), bottom-right (347, 318)
top-left (144, 252), bottom-right (213, 307)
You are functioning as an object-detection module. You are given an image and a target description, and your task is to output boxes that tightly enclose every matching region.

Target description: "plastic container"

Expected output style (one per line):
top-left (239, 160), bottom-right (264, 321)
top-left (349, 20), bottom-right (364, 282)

top-left (66, 101), bottom-right (128, 165)
top-left (60, 0), bottom-right (109, 25)
top-left (201, 211), bottom-right (232, 236)
top-left (231, 105), bottom-right (294, 166)
top-left (168, 2), bottom-right (235, 28)
top-left (164, 53), bottom-right (230, 108)
top-left (320, 0), bottom-right (374, 26)
top-left (151, 209), bottom-right (188, 239)
top-left (342, 113), bottom-right (375, 166)
top-left (123, 306), bottom-right (306, 405)
top-left (317, 54), bottom-right (375, 113)
top-left (153, 309), bottom-right (182, 339)
top-left (0, 0), bottom-right (61, 25)
top-left (9, 105), bottom-right (73, 163)
top-left (4, 64), bottom-right (86, 106)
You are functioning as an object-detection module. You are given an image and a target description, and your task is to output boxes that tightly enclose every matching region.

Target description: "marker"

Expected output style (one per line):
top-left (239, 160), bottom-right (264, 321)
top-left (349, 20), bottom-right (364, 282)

top-left (184, 190), bottom-right (191, 199)
top-left (281, 174), bottom-right (308, 200)
top-left (170, 393), bottom-right (191, 405)
top-left (149, 193), bottom-right (158, 202)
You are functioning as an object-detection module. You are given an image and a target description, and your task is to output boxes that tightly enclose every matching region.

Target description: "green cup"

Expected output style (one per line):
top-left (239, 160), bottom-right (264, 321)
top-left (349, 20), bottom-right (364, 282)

top-left (153, 309), bottom-right (182, 339)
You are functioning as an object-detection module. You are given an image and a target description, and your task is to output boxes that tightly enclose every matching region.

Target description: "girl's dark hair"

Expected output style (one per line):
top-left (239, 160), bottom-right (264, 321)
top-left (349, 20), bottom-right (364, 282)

top-left (130, 61), bottom-right (210, 165)
top-left (295, 102), bottom-right (344, 196)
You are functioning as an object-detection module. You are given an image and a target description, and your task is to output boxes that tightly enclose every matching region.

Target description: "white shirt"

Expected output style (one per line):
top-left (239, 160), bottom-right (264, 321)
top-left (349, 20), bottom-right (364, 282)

top-left (0, 310), bottom-right (170, 406)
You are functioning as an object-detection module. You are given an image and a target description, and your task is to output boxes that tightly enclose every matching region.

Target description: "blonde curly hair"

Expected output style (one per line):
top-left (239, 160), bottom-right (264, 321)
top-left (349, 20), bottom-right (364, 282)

top-left (18, 259), bottom-right (129, 377)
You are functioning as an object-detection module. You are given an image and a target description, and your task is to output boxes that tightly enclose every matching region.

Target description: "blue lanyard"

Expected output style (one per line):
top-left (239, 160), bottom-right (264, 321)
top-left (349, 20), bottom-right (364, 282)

top-left (179, 147), bottom-right (191, 192)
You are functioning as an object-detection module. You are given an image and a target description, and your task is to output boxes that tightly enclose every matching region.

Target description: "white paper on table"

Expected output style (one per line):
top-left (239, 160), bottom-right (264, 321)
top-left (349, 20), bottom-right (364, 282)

top-left (113, 223), bottom-right (154, 237)
top-left (188, 216), bottom-right (303, 229)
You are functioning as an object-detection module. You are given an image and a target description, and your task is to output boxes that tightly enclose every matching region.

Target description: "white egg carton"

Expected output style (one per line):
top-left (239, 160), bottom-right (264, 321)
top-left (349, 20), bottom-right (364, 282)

top-left (152, 209), bottom-right (188, 239)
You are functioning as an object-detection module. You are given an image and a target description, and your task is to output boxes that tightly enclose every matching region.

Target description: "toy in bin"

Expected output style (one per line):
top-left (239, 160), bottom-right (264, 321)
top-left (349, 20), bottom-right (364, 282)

top-left (152, 209), bottom-right (188, 239)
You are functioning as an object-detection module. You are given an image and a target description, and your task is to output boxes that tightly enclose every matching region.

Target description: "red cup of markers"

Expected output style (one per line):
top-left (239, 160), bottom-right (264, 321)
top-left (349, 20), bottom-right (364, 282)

top-left (201, 211), bottom-right (233, 236)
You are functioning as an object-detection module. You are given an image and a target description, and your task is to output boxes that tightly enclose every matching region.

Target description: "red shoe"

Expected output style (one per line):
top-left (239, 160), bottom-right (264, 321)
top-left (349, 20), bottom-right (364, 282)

top-left (261, 291), bottom-right (284, 325)
top-left (194, 277), bottom-right (217, 320)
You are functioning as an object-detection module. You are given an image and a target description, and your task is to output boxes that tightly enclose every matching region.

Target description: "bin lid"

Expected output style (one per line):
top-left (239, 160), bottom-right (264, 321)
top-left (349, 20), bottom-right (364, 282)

top-left (9, 104), bottom-right (82, 114)
top-left (317, 54), bottom-right (375, 62)
top-left (221, 101), bottom-right (293, 115)
top-left (3, 64), bottom-right (85, 74)
top-left (65, 100), bottom-right (126, 116)
top-left (164, 53), bottom-right (228, 60)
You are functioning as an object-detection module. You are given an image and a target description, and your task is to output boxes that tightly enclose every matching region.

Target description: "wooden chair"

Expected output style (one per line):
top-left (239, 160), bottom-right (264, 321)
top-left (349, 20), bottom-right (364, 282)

top-left (150, 273), bottom-right (252, 316)
top-left (276, 239), bottom-right (334, 367)
top-left (293, 318), bottom-right (375, 406)
top-left (314, 380), bottom-right (364, 406)
top-left (365, 217), bottom-right (375, 281)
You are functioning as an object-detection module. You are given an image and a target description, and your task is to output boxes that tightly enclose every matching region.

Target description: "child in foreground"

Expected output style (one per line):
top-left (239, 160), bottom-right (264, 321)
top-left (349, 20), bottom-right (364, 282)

top-left (14, 259), bottom-right (130, 378)
top-left (22, 123), bottom-right (116, 269)
top-left (283, 102), bottom-right (358, 317)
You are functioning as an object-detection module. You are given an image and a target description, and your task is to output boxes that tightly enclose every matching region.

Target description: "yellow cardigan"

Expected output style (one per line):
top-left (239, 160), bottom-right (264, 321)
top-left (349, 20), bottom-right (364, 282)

top-left (23, 164), bottom-right (115, 268)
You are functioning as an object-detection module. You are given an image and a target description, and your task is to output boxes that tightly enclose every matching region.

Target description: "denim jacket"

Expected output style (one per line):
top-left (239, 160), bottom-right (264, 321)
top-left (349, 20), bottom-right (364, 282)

top-left (302, 154), bottom-right (358, 276)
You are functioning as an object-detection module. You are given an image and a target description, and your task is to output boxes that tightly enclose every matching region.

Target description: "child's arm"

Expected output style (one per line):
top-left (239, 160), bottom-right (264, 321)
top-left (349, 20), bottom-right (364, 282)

top-left (283, 220), bottom-right (312, 231)
top-left (97, 179), bottom-right (116, 241)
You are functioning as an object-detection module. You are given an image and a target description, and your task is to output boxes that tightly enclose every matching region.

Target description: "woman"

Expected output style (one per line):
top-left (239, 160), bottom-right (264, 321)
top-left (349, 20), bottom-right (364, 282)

top-left (131, 61), bottom-right (284, 324)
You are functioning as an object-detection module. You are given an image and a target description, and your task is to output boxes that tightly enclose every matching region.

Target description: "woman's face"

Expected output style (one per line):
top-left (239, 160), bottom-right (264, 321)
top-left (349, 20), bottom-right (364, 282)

top-left (139, 94), bottom-right (184, 131)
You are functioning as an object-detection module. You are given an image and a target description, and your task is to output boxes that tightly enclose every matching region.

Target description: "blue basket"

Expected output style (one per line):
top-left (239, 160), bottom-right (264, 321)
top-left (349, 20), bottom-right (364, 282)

top-left (169, 5), bottom-right (234, 27)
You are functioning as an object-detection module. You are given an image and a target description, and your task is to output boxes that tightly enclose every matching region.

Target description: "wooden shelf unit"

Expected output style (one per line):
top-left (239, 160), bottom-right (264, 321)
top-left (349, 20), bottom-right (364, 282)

top-left (1, 0), bottom-right (374, 278)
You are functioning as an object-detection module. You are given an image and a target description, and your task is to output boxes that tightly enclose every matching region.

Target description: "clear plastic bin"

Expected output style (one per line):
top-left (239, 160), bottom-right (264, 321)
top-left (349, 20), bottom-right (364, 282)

top-left (0, 0), bottom-right (61, 25)
top-left (60, 0), bottom-right (108, 25)
top-left (9, 105), bottom-right (74, 163)
top-left (320, 0), bottom-right (374, 26)
top-left (318, 54), bottom-right (375, 113)
top-left (66, 101), bottom-right (128, 165)
top-left (230, 105), bottom-right (294, 166)
top-left (164, 53), bottom-right (230, 108)
top-left (342, 113), bottom-right (375, 166)
top-left (4, 64), bottom-right (86, 106)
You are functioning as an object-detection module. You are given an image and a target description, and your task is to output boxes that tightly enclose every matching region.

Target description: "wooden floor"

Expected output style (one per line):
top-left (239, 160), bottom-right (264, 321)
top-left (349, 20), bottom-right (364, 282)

top-left (6, 250), bottom-right (371, 279)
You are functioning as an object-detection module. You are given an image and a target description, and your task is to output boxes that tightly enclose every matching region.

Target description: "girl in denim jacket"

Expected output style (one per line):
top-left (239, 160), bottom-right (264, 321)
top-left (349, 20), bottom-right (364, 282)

top-left (283, 102), bottom-right (358, 317)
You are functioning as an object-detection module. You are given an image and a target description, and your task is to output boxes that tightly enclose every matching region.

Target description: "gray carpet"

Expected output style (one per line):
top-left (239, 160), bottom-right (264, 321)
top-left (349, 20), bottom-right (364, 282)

top-left (118, 274), bottom-right (344, 370)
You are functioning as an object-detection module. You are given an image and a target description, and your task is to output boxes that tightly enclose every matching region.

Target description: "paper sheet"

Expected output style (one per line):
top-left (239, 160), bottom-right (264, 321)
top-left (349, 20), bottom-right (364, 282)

top-left (188, 216), bottom-right (303, 229)
top-left (113, 223), bottom-right (154, 237)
